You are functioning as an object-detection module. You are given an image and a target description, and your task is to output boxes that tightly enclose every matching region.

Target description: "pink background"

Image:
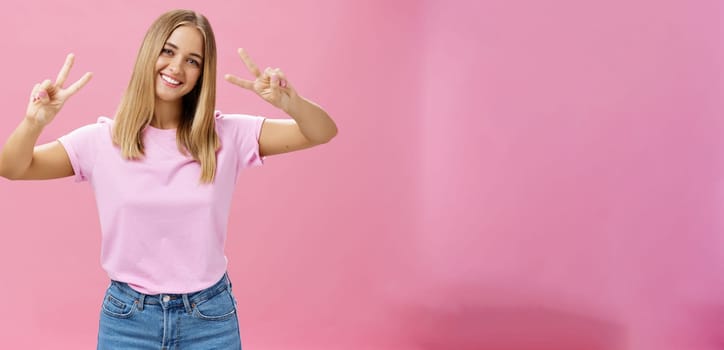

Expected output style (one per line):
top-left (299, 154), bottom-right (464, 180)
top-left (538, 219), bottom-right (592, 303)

top-left (0, 0), bottom-right (722, 349)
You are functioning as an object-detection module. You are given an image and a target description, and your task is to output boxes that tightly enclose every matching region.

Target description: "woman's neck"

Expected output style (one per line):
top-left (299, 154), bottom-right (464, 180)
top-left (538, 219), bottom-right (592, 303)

top-left (151, 99), bottom-right (182, 129)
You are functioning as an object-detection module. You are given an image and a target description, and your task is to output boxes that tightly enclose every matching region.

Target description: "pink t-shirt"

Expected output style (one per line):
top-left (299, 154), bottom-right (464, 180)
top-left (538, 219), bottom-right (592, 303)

top-left (58, 112), bottom-right (265, 294)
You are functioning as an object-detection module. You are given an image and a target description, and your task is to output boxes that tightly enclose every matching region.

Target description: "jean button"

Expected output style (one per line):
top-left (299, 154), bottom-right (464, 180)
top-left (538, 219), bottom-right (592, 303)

top-left (163, 295), bottom-right (170, 302)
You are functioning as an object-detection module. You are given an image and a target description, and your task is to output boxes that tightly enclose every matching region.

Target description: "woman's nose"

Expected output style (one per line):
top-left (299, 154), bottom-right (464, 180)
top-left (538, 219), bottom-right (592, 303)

top-left (167, 57), bottom-right (183, 73)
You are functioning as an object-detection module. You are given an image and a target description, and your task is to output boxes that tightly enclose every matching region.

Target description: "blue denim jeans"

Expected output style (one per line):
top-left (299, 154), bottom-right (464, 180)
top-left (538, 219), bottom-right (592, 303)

top-left (97, 273), bottom-right (242, 349)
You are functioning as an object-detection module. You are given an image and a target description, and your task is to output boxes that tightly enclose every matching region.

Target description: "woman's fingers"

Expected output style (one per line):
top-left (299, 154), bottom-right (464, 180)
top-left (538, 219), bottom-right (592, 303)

top-left (64, 72), bottom-right (93, 97)
top-left (29, 83), bottom-right (40, 103)
top-left (29, 70), bottom-right (91, 107)
top-left (275, 69), bottom-right (288, 88)
top-left (228, 49), bottom-right (292, 107)
top-left (32, 90), bottom-right (49, 104)
top-left (224, 74), bottom-right (254, 90)
top-left (55, 53), bottom-right (75, 87)
top-left (39, 79), bottom-right (53, 91)
top-left (265, 67), bottom-right (287, 88)
top-left (55, 53), bottom-right (92, 97)
top-left (34, 80), bottom-right (53, 104)
top-left (237, 48), bottom-right (261, 77)
top-left (25, 57), bottom-right (90, 126)
top-left (269, 72), bottom-right (280, 96)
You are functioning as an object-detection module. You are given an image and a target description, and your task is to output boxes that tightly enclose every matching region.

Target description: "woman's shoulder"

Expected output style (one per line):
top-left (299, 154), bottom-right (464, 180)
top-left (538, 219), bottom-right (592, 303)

top-left (59, 116), bottom-right (114, 150)
top-left (97, 116), bottom-right (114, 125)
top-left (214, 111), bottom-right (265, 134)
top-left (65, 116), bottom-right (113, 136)
top-left (214, 111), bottom-right (264, 122)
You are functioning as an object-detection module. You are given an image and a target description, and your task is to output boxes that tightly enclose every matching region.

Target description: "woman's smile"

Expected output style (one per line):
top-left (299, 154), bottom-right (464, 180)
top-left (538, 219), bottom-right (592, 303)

top-left (160, 73), bottom-right (183, 88)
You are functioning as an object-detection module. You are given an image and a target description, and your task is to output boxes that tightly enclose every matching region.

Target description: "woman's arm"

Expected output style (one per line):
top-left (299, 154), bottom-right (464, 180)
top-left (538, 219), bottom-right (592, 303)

top-left (225, 49), bottom-right (337, 157)
top-left (0, 120), bottom-right (73, 180)
top-left (258, 95), bottom-right (337, 157)
top-left (0, 54), bottom-right (92, 180)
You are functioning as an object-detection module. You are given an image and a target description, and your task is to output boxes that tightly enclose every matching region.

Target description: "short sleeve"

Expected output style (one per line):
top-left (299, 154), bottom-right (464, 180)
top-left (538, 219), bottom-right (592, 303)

top-left (215, 112), bottom-right (266, 169)
top-left (57, 117), bottom-right (112, 182)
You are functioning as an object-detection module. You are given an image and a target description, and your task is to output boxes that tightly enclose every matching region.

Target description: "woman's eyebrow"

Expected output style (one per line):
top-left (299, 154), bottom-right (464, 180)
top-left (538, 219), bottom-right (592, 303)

top-left (164, 42), bottom-right (203, 60)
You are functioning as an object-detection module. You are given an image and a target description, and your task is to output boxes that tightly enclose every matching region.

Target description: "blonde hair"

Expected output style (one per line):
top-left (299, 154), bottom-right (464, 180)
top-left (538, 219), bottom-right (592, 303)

top-left (113, 9), bottom-right (219, 183)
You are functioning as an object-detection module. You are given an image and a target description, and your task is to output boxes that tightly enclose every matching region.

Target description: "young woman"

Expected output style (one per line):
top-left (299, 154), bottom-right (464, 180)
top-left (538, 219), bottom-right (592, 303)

top-left (0, 9), bottom-right (337, 349)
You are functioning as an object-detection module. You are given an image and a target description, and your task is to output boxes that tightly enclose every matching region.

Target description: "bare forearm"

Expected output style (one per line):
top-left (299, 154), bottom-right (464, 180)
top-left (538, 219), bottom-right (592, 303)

top-left (283, 95), bottom-right (337, 144)
top-left (0, 118), bottom-right (44, 179)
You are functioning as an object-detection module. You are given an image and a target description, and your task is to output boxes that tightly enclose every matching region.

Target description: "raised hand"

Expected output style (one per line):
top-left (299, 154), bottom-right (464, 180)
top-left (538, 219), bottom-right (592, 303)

top-left (224, 48), bottom-right (297, 111)
top-left (26, 54), bottom-right (93, 127)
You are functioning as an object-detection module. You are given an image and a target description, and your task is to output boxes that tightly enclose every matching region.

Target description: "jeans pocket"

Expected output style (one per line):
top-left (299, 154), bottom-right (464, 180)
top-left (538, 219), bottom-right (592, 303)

top-left (101, 289), bottom-right (137, 319)
top-left (192, 290), bottom-right (237, 321)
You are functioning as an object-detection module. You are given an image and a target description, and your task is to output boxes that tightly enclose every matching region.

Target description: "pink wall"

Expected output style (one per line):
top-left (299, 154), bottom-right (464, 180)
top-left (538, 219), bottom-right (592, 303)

top-left (0, 0), bottom-right (722, 349)
top-left (408, 0), bottom-right (724, 349)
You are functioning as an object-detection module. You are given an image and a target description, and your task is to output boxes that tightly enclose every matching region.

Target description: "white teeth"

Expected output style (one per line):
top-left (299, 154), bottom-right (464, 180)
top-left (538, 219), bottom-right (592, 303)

top-left (161, 74), bottom-right (181, 85)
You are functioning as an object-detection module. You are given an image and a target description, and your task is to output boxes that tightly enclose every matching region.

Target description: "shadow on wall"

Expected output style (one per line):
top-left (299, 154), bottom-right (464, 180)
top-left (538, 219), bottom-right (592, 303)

top-left (674, 303), bottom-right (724, 349)
top-left (395, 292), bottom-right (626, 350)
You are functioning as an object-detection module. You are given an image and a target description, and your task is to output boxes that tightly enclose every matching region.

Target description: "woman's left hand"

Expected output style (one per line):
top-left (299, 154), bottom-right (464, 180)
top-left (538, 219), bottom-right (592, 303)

top-left (224, 48), bottom-right (298, 112)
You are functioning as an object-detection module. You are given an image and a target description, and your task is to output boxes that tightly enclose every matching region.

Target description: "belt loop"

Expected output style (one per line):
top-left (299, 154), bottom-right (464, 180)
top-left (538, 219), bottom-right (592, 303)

top-left (225, 272), bottom-right (232, 290)
top-left (137, 294), bottom-right (145, 311)
top-left (182, 294), bottom-right (192, 314)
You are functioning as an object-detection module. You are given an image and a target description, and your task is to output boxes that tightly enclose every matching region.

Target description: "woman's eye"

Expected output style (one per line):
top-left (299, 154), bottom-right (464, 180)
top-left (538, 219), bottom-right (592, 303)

top-left (161, 48), bottom-right (173, 55)
top-left (187, 58), bottom-right (200, 66)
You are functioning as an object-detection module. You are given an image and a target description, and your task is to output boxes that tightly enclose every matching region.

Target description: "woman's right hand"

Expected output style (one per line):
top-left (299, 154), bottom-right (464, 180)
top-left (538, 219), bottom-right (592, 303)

top-left (26, 54), bottom-right (92, 127)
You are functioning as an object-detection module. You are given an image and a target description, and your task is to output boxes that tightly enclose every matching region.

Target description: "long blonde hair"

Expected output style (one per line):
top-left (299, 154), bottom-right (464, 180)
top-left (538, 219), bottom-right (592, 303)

top-left (113, 9), bottom-right (219, 183)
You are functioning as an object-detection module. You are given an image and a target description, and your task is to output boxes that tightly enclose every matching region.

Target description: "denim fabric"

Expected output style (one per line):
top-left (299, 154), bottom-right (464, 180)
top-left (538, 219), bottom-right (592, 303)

top-left (97, 273), bottom-right (241, 349)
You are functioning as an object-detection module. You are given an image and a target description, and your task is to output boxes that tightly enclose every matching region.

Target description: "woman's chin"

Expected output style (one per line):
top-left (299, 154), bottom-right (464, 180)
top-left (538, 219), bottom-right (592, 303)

top-left (155, 89), bottom-right (184, 102)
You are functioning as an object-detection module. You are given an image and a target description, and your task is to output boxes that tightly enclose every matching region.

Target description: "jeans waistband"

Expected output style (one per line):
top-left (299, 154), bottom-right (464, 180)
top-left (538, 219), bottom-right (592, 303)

top-left (110, 273), bottom-right (232, 312)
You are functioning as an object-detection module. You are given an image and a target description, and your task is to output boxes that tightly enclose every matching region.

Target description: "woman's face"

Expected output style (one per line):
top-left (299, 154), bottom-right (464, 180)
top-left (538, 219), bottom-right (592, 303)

top-left (155, 25), bottom-right (204, 102)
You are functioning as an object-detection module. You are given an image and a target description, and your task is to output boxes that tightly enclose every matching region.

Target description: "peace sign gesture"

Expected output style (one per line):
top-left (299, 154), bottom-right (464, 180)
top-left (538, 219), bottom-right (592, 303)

top-left (26, 54), bottom-right (92, 127)
top-left (224, 48), bottom-right (298, 112)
